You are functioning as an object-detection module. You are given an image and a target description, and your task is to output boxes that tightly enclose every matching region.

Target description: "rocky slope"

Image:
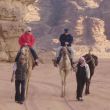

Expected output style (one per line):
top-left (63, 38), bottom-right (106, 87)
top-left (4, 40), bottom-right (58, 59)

top-left (0, 0), bottom-right (110, 61)
top-left (27, 0), bottom-right (110, 58)
top-left (0, 0), bottom-right (35, 61)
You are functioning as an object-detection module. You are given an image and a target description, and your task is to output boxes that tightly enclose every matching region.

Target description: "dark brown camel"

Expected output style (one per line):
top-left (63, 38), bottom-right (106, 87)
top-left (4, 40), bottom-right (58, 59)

top-left (83, 53), bottom-right (98, 95)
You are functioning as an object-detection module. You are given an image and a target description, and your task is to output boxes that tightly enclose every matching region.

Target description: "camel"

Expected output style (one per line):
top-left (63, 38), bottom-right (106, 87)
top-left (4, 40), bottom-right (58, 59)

top-left (20, 46), bottom-right (34, 98)
top-left (83, 51), bottom-right (98, 95)
top-left (59, 46), bottom-right (72, 97)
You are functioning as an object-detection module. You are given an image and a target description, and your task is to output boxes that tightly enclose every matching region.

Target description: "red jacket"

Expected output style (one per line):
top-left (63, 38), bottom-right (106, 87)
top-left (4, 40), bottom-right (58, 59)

top-left (19, 33), bottom-right (36, 48)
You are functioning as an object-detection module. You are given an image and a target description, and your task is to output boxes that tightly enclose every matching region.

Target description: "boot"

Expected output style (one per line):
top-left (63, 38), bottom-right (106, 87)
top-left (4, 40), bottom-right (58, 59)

top-left (32, 59), bottom-right (39, 69)
top-left (70, 58), bottom-right (75, 68)
top-left (77, 97), bottom-right (84, 101)
top-left (52, 57), bottom-right (60, 67)
top-left (52, 59), bottom-right (57, 67)
top-left (56, 57), bottom-right (60, 64)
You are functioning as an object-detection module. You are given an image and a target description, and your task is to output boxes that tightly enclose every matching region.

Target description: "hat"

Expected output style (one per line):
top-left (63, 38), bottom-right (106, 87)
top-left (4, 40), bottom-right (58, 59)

top-left (25, 26), bottom-right (32, 32)
top-left (64, 28), bottom-right (69, 33)
top-left (79, 57), bottom-right (85, 61)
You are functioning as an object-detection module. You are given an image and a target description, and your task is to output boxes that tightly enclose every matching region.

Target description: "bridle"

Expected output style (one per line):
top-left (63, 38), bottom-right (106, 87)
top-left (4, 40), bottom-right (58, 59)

top-left (85, 54), bottom-right (96, 67)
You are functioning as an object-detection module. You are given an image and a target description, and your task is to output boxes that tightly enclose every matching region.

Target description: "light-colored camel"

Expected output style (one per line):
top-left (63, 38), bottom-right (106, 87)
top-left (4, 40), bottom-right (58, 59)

top-left (20, 46), bottom-right (34, 99)
top-left (59, 47), bottom-right (72, 97)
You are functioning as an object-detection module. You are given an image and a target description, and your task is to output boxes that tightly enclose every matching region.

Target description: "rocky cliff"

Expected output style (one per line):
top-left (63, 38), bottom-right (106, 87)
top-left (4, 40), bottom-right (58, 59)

top-left (28, 0), bottom-right (110, 58)
top-left (0, 0), bottom-right (36, 61)
top-left (0, 0), bottom-right (110, 61)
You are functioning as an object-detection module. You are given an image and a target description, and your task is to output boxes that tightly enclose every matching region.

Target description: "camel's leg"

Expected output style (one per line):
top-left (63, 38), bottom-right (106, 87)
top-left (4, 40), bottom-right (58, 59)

top-left (25, 78), bottom-right (27, 98)
top-left (25, 71), bottom-right (31, 99)
top-left (85, 69), bottom-right (94, 95)
top-left (63, 72), bottom-right (67, 97)
top-left (60, 71), bottom-right (67, 97)
top-left (25, 77), bottom-right (29, 99)
top-left (61, 81), bottom-right (64, 97)
top-left (60, 70), bottom-right (64, 97)
top-left (25, 78), bottom-right (30, 98)
top-left (85, 79), bottom-right (90, 95)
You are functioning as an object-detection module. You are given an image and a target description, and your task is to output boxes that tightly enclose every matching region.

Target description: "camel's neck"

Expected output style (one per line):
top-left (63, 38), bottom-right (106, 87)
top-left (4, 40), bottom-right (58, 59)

top-left (25, 52), bottom-right (33, 70)
top-left (62, 54), bottom-right (70, 65)
top-left (59, 53), bottom-right (72, 71)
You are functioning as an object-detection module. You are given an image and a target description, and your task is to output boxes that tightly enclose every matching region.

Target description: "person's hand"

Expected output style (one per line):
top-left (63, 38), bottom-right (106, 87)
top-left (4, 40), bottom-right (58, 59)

top-left (11, 77), bottom-right (14, 83)
top-left (24, 43), bottom-right (28, 46)
top-left (65, 42), bottom-right (69, 45)
top-left (86, 78), bottom-right (90, 83)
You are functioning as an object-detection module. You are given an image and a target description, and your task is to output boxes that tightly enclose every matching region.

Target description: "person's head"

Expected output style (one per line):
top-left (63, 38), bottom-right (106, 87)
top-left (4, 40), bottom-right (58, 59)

top-left (19, 55), bottom-right (26, 64)
top-left (64, 28), bottom-right (69, 35)
top-left (25, 26), bottom-right (32, 34)
top-left (79, 57), bottom-right (85, 64)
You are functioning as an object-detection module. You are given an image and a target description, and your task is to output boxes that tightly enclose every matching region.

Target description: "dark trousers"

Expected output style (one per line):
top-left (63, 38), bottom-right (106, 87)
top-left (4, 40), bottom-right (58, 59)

top-left (15, 80), bottom-right (26, 102)
top-left (15, 47), bottom-right (38, 62)
top-left (76, 75), bottom-right (86, 99)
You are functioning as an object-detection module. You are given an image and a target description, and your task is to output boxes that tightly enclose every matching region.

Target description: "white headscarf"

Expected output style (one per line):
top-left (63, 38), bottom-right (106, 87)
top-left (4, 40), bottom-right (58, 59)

top-left (79, 57), bottom-right (86, 67)
top-left (79, 56), bottom-right (90, 79)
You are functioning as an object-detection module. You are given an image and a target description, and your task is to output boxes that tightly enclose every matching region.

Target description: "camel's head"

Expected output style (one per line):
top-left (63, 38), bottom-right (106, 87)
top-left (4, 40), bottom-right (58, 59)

top-left (21, 46), bottom-right (30, 56)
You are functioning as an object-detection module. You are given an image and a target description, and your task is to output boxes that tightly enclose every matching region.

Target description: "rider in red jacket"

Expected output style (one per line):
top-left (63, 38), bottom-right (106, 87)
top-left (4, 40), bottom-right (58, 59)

top-left (19, 31), bottom-right (35, 48)
top-left (15, 27), bottom-right (38, 65)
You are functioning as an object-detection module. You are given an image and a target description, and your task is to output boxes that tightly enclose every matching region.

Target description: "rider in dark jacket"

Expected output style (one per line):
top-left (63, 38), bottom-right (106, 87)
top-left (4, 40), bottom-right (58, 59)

top-left (59, 30), bottom-right (73, 47)
top-left (53, 28), bottom-right (74, 67)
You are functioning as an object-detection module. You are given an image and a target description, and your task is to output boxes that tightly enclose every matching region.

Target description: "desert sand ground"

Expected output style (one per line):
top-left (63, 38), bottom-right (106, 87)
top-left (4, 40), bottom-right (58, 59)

top-left (0, 55), bottom-right (110, 110)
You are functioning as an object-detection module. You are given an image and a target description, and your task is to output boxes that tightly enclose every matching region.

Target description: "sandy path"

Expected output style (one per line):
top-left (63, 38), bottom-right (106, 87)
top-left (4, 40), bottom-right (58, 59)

top-left (0, 58), bottom-right (110, 110)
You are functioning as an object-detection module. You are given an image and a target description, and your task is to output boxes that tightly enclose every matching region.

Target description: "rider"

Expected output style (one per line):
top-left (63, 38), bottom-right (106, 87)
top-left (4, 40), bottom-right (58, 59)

top-left (15, 26), bottom-right (39, 65)
top-left (53, 28), bottom-right (74, 67)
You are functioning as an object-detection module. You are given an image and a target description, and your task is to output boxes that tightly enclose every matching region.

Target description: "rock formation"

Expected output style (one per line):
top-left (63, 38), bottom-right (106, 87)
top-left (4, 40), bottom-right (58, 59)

top-left (0, 0), bottom-right (110, 61)
top-left (0, 0), bottom-right (35, 61)
top-left (28, 0), bottom-right (110, 58)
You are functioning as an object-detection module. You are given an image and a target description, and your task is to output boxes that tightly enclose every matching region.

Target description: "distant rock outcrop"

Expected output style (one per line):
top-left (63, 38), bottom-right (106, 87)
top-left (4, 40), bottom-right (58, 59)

top-left (98, 0), bottom-right (110, 40)
top-left (28, 0), bottom-right (110, 58)
top-left (74, 16), bottom-right (106, 44)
